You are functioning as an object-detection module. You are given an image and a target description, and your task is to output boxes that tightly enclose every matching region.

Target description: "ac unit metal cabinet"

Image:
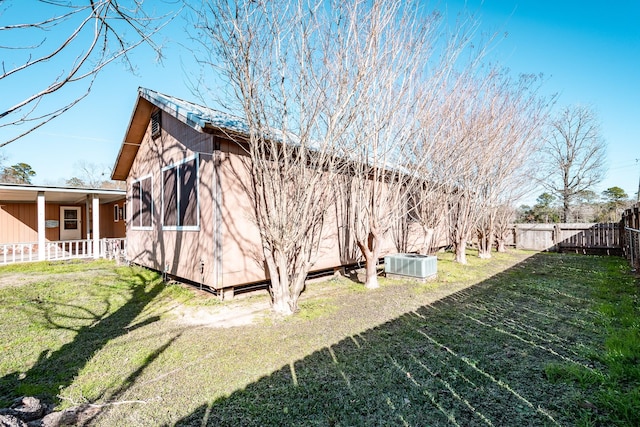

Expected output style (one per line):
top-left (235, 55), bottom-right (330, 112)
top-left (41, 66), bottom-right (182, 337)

top-left (384, 254), bottom-right (437, 280)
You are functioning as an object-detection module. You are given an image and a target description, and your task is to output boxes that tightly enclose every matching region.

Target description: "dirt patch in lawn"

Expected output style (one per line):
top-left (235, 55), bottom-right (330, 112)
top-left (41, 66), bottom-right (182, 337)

top-left (0, 261), bottom-right (120, 289)
top-left (0, 270), bottom-right (115, 289)
top-left (172, 299), bottom-right (271, 328)
top-left (0, 273), bottom-right (40, 289)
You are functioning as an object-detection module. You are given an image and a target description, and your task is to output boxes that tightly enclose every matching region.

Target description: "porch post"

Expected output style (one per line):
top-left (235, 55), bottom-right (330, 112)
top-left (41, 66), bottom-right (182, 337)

top-left (92, 194), bottom-right (100, 259)
top-left (37, 191), bottom-right (45, 261)
top-left (85, 196), bottom-right (91, 241)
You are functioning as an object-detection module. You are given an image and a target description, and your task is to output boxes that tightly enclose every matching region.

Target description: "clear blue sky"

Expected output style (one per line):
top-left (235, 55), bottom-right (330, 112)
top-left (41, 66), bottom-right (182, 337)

top-left (1, 1), bottom-right (639, 203)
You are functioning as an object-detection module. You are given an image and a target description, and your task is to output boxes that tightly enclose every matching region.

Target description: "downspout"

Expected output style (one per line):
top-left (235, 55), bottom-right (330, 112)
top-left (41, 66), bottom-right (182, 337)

top-left (212, 135), bottom-right (223, 291)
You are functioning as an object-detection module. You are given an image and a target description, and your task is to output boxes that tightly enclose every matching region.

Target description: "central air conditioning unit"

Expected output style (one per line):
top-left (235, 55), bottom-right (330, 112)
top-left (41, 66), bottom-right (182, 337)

top-left (384, 253), bottom-right (437, 280)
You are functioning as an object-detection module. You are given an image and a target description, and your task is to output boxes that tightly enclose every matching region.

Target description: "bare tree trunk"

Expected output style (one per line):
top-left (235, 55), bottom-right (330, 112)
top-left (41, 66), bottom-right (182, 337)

top-left (449, 191), bottom-right (475, 264)
top-left (494, 204), bottom-right (515, 253)
top-left (563, 194), bottom-right (570, 223)
top-left (265, 252), bottom-right (293, 315)
top-left (330, 0), bottom-right (435, 288)
top-left (454, 238), bottom-right (468, 264)
top-left (477, 230), bottom-right (493, 259)
top-left (418, 227), bottom-right (435, 255)
top-left (392, 198), bottom-right (410, 253)
top-left (191, 0), bottom-right (346, 315)
top-left (477, 210), bottom-right (496, 259)
top-left (357, 231), bottom-right (380, 289)
top-left (364, 257), bottom-right (379, 289)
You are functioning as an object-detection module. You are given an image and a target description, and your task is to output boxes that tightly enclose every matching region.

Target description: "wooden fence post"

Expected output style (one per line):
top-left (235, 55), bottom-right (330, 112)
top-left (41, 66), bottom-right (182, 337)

top-left (621, 204), bottom-right (640, 271)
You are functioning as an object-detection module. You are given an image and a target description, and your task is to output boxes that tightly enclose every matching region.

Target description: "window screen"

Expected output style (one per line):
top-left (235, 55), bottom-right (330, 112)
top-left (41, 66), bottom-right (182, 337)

top-left (162, 155), bottom-right (199, 229)
top-left (131, 176), bottom-right (153, 228)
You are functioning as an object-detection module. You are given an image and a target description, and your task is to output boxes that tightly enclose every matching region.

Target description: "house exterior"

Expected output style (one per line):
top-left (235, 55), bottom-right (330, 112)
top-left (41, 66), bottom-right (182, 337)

top-left (0, 184), bottom-right (126, 263)
top-left (111, 88), bottom-right (431, 296)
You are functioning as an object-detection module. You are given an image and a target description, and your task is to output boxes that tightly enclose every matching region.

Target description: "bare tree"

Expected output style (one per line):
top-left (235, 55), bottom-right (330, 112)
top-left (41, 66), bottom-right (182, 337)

top-left (71, 160), bottom-right (122, 188)
top-left (401, 14), bottom-right (500, 265)
top-left (0, 0), bottom-right (177, 147)
top-left (541, 105), bottom-right (607, 222)
top-left (436, 68), bottom-right (496, 264)
top-left (330, 0), bottom-right (438, 289)
top-left (493, 203), bottom-right (516, 253)
top-left (434, 65), bottom-right (550, 263)
top-left (191, 0), bottom-right (358, 314)
top-left (408, 13), bottom-right (490, 258)
top-left (473, 71), bottom-right (550, 259)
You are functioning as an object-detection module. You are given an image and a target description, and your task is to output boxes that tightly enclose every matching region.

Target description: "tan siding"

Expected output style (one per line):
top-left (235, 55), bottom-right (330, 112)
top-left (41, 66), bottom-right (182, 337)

top-left (45, 204), bottom-right (59, 241)
top-left (0, 203), bottom-right (35, 243)
top-left (124, 109), bottom-right (439, 290)
top-left (125, 110), bottom-right (216, 287)
top-left (0, 202), bottom-right (91, 243)
top-left (99, 201), bottom-right (126, 238)
top-left (218, 139), bottom-right (265, 286)
top-left (216, 139), bottom-right (427, 288)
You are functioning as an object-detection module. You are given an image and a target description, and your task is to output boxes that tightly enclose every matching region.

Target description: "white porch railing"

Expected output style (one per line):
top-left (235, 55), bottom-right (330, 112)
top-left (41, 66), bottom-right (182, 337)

top-left (100, 238), bottom-right (127, 261)
top-left (0, 238), bottom-right (126, 265)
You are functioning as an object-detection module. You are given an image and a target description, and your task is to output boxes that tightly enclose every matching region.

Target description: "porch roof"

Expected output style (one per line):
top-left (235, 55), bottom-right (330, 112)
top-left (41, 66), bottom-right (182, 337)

top-left (0, 183), bottom-right (125, 204)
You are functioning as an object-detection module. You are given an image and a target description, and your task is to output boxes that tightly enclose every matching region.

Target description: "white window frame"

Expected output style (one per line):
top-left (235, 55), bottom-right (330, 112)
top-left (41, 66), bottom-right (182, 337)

top-left (131, 174), bottom-right (154, 230)
top-left (114, 204), bottom-right (120, 222)
top-left (161, 154), bottom-right (200, 231)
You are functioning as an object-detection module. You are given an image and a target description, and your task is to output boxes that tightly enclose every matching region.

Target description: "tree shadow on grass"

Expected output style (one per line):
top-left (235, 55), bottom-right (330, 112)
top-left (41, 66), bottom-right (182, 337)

top-left (0, 269), bottom-right (167, 407)
top-left (172, 253), bottom-right (614, 426)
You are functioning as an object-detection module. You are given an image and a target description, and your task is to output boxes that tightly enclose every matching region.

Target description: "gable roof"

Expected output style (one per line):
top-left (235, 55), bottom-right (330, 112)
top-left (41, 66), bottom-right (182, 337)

top-left (111, 87), bottom-right (406, 182)
top-left (111, 87), bottom-right (250, 181)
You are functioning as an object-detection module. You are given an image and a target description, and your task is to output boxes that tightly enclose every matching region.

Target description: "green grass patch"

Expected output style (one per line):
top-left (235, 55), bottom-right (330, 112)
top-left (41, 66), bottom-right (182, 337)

top-left (0, 260), bottom-right (165, 405)
top-left (538, 254), bottom-right (640, 426)
top-left (544, 363), bottom-right (605, 387)
top-left (0, 258), bottom-right (115, 274)
top-left (161, 281), bottom-right (219, 306)
top-left (296, 297), bottom-right (337, 321)
top-left (0, 251), bottom-right (638, 426)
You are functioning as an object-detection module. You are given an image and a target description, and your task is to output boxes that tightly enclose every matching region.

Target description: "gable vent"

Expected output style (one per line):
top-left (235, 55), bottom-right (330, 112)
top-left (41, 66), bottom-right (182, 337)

top-left (151, 110), bottom-right (161, 139)
top-left (384, 254), bottom-right (437, 280)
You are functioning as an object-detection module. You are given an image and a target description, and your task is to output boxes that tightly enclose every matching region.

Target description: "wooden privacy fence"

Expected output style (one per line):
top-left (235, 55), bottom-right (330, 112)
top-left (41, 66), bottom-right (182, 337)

top-left (507, 223), bottom-right (622, 255)
top-left (622, 204), bottom-right (640, 271)
top-left (505, 204), bottom-right (640, 269)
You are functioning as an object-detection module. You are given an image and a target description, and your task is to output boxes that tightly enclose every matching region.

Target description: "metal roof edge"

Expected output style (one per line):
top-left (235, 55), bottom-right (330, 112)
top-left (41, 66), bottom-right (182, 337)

top-left (139, 87), bottom-right (208, 133)
top-left (0, 183), bottom-right (126, 196)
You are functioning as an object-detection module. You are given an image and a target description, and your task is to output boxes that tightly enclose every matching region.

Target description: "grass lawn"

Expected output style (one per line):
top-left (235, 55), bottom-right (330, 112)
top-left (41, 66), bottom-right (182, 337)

top-left (0, 251), bottom-right (638, 426)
